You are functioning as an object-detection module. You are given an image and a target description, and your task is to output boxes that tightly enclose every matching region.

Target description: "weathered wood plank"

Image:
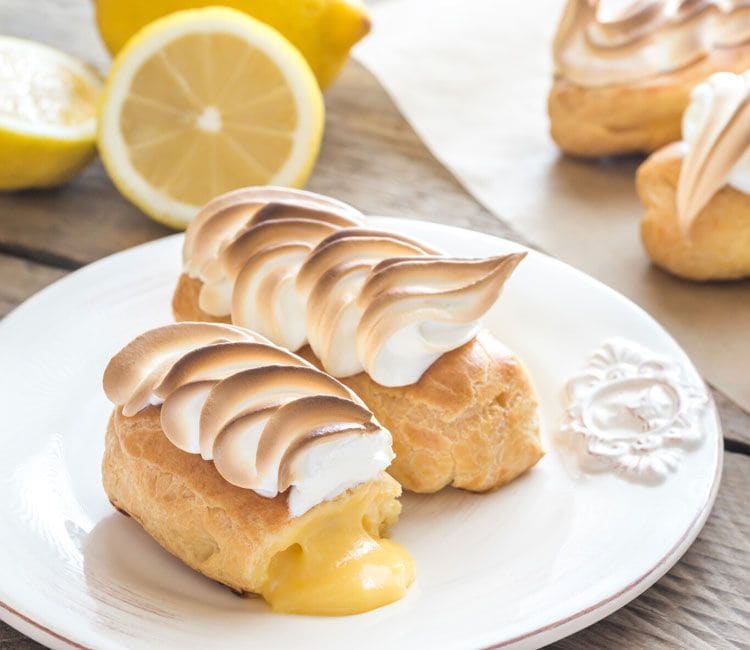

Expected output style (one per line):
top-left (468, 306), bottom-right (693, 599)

top-left (0, 162), bottom-right (172, 268)
top-left (0, 254), bottom-right (66, 318)
top-left (0, 625), bottom-right (41, 650)
top-left (714, 390), bottom-right (750, 449)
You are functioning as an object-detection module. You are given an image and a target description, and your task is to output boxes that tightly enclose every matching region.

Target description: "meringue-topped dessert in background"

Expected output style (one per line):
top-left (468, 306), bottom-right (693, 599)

top-left (549, 0), bottom-right (750, 157)
top-left (173, 186), bottom-right (543, 495)
top-left (102, 322), bottom-right (414, 616)
top-left (637, 70), bottom-right (750, 280)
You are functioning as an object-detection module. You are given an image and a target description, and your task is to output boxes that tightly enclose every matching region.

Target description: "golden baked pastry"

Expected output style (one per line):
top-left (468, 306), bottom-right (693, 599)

top-left (549, 0), bottom-right (750, 157)
top-left (173, 187), bottom-right (543, 494)
top-left (637, 72), bottom-right (750, 280)
top-left (102, 322), bottom-right (414, 615)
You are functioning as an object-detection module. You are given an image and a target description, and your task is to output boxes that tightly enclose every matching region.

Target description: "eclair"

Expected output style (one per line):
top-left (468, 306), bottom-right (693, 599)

top-left (172, 187), bottom-right (543, 494)
top-left (637, 71), bottom-right (750, 280)
top-left (549, 0), bottom-right (750, 157)
top-left (102, 322), bottom-right (415, 615)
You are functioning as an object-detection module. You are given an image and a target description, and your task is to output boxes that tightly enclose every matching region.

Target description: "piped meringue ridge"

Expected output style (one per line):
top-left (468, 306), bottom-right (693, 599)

top-left (554, 0), bottom-right (750, 88)
top-left (182, 187), bottom-right (526, 387)
top-left (355, 253), bottom-right (527, 386)
top-left (676, 70), bottom-right (750, 233)
top-left (103, 323), bottom-right (394, 516)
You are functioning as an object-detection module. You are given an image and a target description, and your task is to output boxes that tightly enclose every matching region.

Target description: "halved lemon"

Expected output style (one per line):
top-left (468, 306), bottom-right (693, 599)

top-left (0, 36), bottom-right (101, 190)
top-left (98, 7), bottom-right (325, 229)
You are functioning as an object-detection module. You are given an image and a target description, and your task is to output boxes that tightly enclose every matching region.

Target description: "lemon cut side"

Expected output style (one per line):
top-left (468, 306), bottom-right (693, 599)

top-left (97, 7), bottom-right (324, 229)
top-left (0, 36), bottom-right (101, 190)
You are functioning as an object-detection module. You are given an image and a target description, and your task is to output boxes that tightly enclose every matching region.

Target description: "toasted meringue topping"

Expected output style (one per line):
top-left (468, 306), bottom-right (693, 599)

top-left (183, 187), bottom-right (365, 357)
top-left (298, 229), bottom-right (441, 377)
top-left (357, 254), bottom-right (526, 386)
top-left (230, 243), bottom-right (313, 349)
top-left (182, 188), bottom-right (526, 386)
top-left (103, 323), bottom-right (393, 516)
top-left (183, 186), bottom-right (363, 281)
top-left (198, 365), bottom-right (353, 459)
top-left (554, 0), bottom-right (750, 87)
top-left (677, 70), bottom-right (750, 233)
top-left (103, 323), bottom-right (261, 415)
top-left (296, 228), bottom-right (439, 295)
top-left (154, 341), bottom-right (305, 397)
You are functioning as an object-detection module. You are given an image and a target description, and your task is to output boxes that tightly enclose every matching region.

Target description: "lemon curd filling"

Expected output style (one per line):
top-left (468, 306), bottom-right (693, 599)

top-left (260, 482), bottom-right (415, 616)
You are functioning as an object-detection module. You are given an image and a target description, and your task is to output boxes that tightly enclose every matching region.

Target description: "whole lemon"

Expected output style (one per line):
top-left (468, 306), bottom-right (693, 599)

top-left (92, 0), bottom-right (370, 88)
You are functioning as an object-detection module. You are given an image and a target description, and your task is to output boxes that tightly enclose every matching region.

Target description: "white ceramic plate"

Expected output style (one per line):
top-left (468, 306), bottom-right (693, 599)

top-left (0, 218), bottom-right (721, 650)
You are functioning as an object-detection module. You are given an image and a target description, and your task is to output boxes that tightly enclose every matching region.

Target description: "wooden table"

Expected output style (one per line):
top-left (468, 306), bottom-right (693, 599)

top-left (1, 2), bottom-right (749, 648)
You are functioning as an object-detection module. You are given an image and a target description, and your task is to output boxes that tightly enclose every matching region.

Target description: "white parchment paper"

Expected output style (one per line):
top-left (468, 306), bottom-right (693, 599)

top-left (355, 0), bottom-right (750, 410)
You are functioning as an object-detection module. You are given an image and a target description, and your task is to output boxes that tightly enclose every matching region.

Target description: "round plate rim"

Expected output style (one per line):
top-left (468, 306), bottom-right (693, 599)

top-left (0, 218), bottom-right (724, 650)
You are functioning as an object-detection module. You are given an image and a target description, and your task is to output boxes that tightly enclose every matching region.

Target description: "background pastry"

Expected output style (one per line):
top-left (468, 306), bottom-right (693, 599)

top-left (174, 187), bottom-right (543, 494)
top-left (549, 0), bottom-right (750, 157)
top-left (102, 322), bottom-right (414, 615)
top-left (637, 71), bottom-right (750, 280)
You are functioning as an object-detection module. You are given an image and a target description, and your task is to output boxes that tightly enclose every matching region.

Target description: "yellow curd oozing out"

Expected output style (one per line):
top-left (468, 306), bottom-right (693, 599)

top-left (261, 486), bottom-right (415, 616)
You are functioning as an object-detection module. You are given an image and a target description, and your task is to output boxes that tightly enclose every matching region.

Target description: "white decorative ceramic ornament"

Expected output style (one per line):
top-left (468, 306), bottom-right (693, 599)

top-left (561, 338), bottom-right (709, 481)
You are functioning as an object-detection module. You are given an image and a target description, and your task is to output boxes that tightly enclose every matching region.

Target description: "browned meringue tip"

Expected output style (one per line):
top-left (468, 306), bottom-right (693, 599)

top-left (198, 365), bottom-right (352, 458)
top-left (553, 0), bottom-right (750, 87)
top-left (256, 394), bottom-right (375, 480)
top-left (221, 218), bottom-right (339, 275)
top-left (356, 252), bottom-right (526, 355)
top-left (183, 200), bottom-right (262, 265)
top-left (103, 322), bottom-right (258, 407)
top-left (154, 341), bottom-right (305, 399)
top-left (231, 243), bottom-right (313, 338)
top-left (211, 406), bottom-right (279, 488)
top-left (596, 0), bottom-right (659, 28)
top-left (359, 252), bottom-right (526, 306)
top-left (311, 227), bottom-right (440, 254)
top-left (183, 186), bottom-right (364, 264)
top-left (160, 380), bottom-right (216, 453)
top-left (490, 251), bottom-right (526, 277)
top-left (296, 229), bottom-right (434, 294)
top-left (676, 88), bottom-right (750, 236)
top-left (249, 202), bottom-right (362, 228)
top-left (278, 421), bottom-right (381, 493)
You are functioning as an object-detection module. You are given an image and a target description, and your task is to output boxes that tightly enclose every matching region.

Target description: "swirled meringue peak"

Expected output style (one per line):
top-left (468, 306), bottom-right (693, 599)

top-left (677, 70), bottom-right (750, 233)
top-left (554, 0), bottom-right (750, 87)
top-left (356, 254), bottom-right (526, 386)
top-left (182, 187), bottom-right (364, 353)
top-left (299, 228), bottom-right (440, 378)
top-left (183, 187), bottom-right (527, 387)
top-left (103, 322), bottom-right (393, 516)
top-left (183, 186), bottom-right (364, 282)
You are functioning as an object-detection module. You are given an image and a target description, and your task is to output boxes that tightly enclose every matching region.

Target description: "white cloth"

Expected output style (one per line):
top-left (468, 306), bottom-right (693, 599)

top-left (355, 0), bottom-right (750, 410)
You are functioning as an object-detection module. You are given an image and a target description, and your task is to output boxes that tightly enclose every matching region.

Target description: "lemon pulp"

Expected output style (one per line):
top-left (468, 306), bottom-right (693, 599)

top-left (120, 32), bottom-right (296, 206)
top-left (0, 36), bottom-right (101, 189)
top-left (98, 8), bottom-right (324, 228)
top-left (0, 40), bottom-right (97, 128)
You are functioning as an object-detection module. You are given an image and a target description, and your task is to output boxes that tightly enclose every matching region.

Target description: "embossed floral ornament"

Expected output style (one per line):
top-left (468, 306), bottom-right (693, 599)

top-left (561, 338), bottom-right (709, 481)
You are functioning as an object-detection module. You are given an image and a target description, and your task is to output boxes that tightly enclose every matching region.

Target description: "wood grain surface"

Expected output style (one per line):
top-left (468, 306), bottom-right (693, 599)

top-left (0, 1), bottom-right (748, 648)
